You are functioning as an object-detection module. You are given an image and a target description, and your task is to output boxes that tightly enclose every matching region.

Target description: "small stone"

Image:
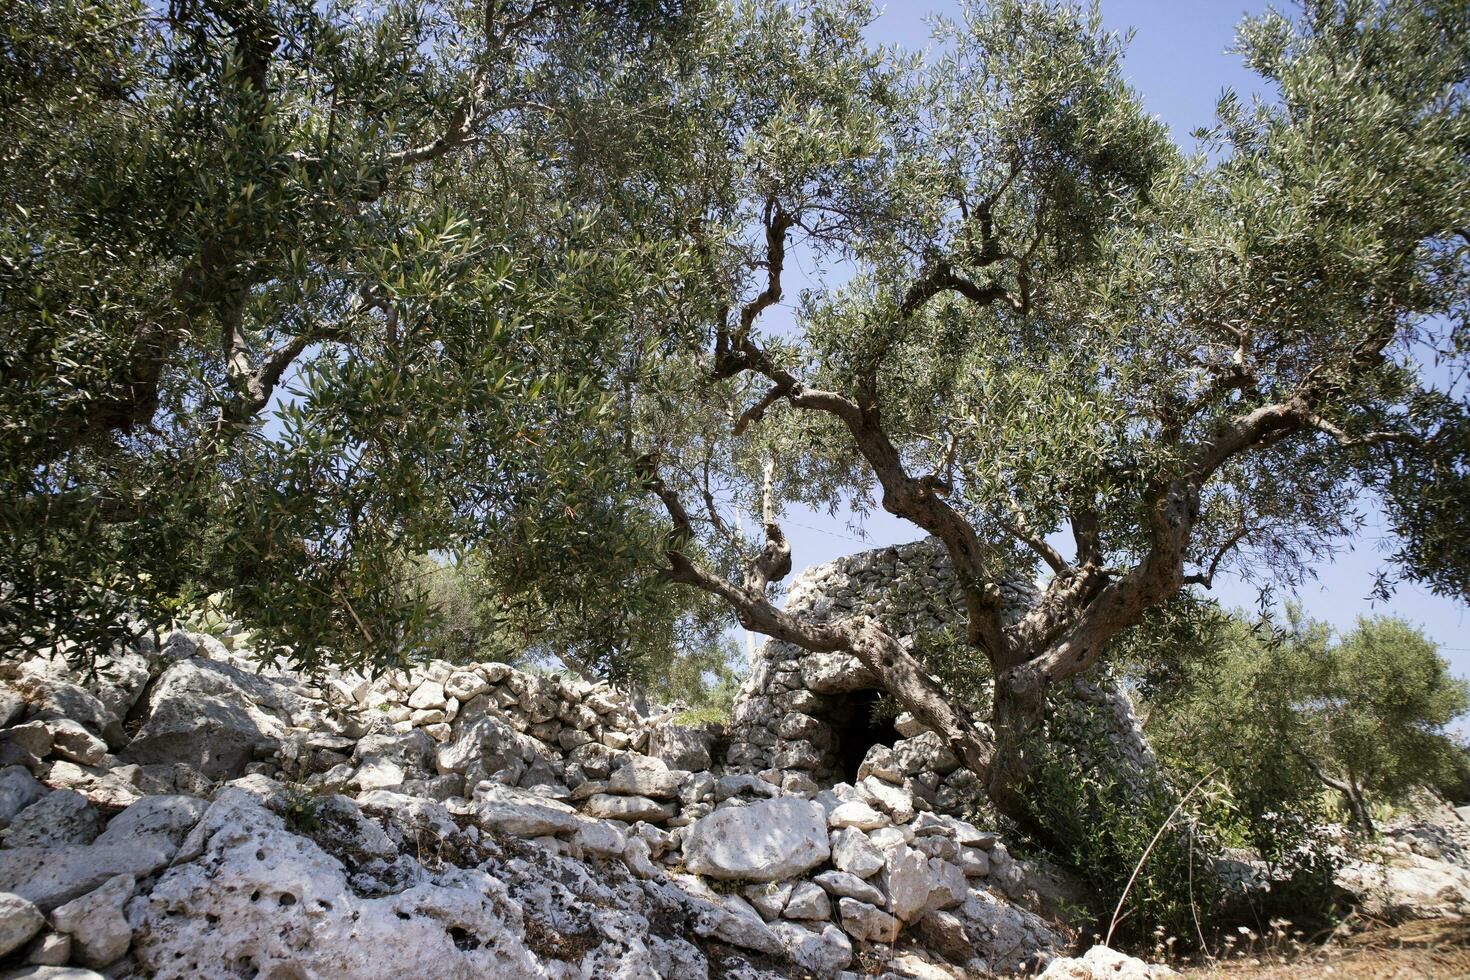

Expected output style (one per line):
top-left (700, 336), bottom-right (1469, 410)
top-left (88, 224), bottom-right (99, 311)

top-left (771, 920), bottom-right (853, 974)
top-left (916, 909), bottom-right (972, 963)
top-left (830, 827), bottom-right (885, 879)
top-left (49, 873), bottom-right (135, 967)
top-left (2, 723), bottom-right (53, 765)
top-left (742, 882), bottom-right (793, 921)
top-left (860, 776), bottom-right (915, 823)
top-left (913, 835), bottom-right (959, 861)
top-left (857, 744), bottom-right (904, 784)
top-left (621, 837), bottom-right (660, 879)
top-left (958, 847), bottom-right (990, 877)
top-left (829, 800), bottom-right (889, 831)
top-left (582, 794), bottom-right (674, 823)
top-left (0, 892), bottom-right (45, 956)
top-left (813, 870), bottom-right (886, 907)
top-left (406, 681), bottom-right (445, 710)
top-left (837, 897), bottom-right (900, 944)
top-left (352, 757), bottom-right (405, 792)
top-left (443, 672), bottom-right (488, 702)
top-left (782, 881), bottom-right (831, 920)
top-left (607, 756), bottom-right (681, 799)
top-left (44, 721), bottom-right (107, 767)
top-left (884, 845), bottom-right (966, 923)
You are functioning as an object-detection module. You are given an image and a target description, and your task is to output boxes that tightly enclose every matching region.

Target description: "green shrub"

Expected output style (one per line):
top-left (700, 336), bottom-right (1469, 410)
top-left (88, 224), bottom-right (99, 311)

top-left (1023, 737), bottom-right (1228, 947)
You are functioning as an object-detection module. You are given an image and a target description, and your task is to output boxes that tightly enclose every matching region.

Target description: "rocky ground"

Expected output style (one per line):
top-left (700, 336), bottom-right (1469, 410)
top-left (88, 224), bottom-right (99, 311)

top-left (0, 620), bottom-right (1465, 978)
top-left (0, 626), bottom-right (1091, 978)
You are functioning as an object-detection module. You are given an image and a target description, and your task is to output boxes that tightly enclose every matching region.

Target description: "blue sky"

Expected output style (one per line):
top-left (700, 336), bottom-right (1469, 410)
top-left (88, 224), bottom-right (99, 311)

top-left (757, 1), bottom-right (1470, 686)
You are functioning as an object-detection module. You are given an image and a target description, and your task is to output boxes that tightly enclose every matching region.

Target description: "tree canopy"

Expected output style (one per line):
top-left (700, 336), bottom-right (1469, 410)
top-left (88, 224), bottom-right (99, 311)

top-left (3, 0), bottom-right (1468, 827)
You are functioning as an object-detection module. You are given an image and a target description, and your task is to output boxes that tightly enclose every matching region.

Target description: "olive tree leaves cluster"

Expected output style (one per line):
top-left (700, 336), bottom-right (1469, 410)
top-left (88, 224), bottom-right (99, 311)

top-left (1, 0), bottom-right (702, 664)
top-left (1141, 607), bottom-right (1469, 837)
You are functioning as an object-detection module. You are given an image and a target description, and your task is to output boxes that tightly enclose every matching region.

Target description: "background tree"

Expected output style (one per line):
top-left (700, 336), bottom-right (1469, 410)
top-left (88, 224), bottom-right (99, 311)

top-left (1144, 606), bottom-right (1470, 835)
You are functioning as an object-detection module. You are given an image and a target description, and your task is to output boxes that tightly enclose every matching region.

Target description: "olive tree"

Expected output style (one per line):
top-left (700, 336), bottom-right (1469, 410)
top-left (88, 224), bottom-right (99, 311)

top-left (1145, 607), bottom-right (1469, 835)
top-left (621, 0), bottom-right (1470, 824)
top-left (0, 0), bottom-right (697, 657)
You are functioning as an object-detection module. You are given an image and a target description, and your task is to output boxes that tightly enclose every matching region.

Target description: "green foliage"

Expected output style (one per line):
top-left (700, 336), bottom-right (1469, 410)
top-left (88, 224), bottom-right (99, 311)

top-left (1021, 691), bottom-right (1230, 947)
top-left (281, 788), bottom-right (325, 834)
top-left (1143, 606), bottom-right (1469, 834)
top-left (0, 0), bottom-right (709, 667)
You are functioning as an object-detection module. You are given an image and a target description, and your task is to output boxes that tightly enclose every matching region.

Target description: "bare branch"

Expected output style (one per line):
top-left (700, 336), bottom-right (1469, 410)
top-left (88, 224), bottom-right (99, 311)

top-left (1000, 502), bottom-right (1069, 576)
top-left (1306, 415), bottom-right (1421, 449)
top-left (1183, 525), bottom-right (1253, 588)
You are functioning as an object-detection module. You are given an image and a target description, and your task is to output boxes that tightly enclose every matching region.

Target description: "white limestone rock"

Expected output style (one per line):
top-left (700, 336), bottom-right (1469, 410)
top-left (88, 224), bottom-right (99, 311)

top-left (352, 757), bottom-right (405, 792)
top-left (120, 659), bottom-right (305, 780)
top-left (95, 795), bottom-right (206, 854)
top-left (770, 920), bottom-right (853, 976)
top-left (742, 881), bottom-right (793, 920)
top-left (49, 873), bottom-right (134, 968)
top-left (828, 800), bottom-right (889, 831)
top-left (471, 784), bottom-right (581, 837)
top-left (830, 827), bottom-right (885, 879)
top-left (0, 892), bottom-right (45, 957)
top-left (859, 776), bottom-right (916, 823)
top-left (1039, 944), bottom-right (1177, 979)
top-left (583, 793), bottom-right (675, 823)
top-left (813, 871), bottom-right (885, 907)
top-left (883, 845), bottom-right (967, 923)
top-left (406, 680), bottom-right (445, 710)
top-left (44, 720), bottom-right (107, 767)
top-left (0, 843), bottom-right (170, 912)
top-left (646, 725), bottom-right (715, 771)
top-left (127, 790), bottom-right (544, 979)
top-left (607, 755), bottom-right (682, 799)
top-left (683, 798), bottom-right (830, 881)
top-left (2, 790), bottom-right (102, 849)
top-left (782, 881), bottom-right (831, 920)
top-left (836, 897), bottom-right (899, 944)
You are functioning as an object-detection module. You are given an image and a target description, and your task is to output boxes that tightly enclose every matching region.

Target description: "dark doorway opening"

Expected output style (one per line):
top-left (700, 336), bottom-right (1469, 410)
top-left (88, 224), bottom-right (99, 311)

top-left (830, 688), bottom-right (900, 783)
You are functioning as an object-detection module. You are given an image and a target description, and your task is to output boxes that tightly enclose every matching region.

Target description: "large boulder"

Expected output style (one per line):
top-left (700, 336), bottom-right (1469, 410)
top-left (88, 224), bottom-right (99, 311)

top-left (0, 844), bottom-right (173, 911)
top-left (127, 790), bottom-right (544, 979)
top-left (1336, 853), bottom-right (1470, 919)
top-left (683, 798), bottom-right (830, 881)
top-left (120, 659), bottom-right (309, 780)
top-left (434, 715), bottom-right (541, 778)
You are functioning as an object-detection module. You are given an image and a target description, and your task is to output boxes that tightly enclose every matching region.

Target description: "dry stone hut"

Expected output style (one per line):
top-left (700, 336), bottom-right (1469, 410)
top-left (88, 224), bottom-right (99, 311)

top-left (723, 538), bottom-right (1154, 809)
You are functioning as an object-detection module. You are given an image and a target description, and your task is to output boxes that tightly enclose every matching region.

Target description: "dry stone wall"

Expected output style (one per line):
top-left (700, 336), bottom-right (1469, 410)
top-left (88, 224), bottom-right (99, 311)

top-left (0, 616), bottom-right (1078, 978)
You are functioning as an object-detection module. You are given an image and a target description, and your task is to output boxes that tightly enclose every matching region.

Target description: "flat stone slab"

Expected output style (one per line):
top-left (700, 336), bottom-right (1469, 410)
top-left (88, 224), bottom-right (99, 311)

top-left (683, 798), bottom-right (829, 881)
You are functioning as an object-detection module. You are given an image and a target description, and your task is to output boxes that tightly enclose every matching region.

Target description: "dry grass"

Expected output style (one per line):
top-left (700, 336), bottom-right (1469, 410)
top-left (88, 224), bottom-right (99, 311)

top-left (1180, 917), bottom-right (1470, 979)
